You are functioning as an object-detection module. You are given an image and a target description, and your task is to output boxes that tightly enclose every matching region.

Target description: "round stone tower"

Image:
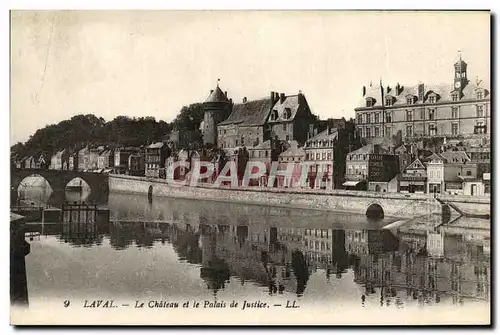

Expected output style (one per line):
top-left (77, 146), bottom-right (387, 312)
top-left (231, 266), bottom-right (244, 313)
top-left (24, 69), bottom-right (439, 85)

top-left (203, 83), bottom-right (231, 147)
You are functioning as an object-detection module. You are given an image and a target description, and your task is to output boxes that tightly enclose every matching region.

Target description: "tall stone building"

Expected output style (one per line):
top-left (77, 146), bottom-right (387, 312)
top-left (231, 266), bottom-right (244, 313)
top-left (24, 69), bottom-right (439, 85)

top-left (202, 84), bottom-right (232, 147)
top-left (354, 56), bottom-right (490, 142)
top-left (217, 91), bottom-right (315, 151)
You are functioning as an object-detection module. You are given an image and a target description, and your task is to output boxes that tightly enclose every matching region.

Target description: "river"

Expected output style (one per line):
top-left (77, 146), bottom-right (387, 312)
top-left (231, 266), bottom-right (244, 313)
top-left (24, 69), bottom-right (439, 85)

top-left (17, 183), bottom-right (491, 319)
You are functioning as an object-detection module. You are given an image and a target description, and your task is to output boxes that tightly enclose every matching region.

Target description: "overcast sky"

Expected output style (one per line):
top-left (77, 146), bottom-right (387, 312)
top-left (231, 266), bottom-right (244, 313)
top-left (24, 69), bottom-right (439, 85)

top-left (10, 10), bottom-right (490, 144)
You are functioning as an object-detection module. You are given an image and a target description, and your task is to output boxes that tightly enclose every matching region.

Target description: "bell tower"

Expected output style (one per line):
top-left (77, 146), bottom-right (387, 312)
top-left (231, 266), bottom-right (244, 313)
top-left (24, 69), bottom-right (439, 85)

top-left (453, 52), bottom-right (468, 91)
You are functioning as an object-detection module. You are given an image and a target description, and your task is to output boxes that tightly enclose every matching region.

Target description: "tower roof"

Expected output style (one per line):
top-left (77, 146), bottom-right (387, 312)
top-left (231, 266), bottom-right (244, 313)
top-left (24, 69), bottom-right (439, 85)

top-left (205, 86), bottom-right (229, 103)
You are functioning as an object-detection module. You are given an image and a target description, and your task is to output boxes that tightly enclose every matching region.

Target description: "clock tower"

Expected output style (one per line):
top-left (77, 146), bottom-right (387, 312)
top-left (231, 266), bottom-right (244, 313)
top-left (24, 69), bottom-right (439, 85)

top-left (454, 54), bottom-right (468, 91)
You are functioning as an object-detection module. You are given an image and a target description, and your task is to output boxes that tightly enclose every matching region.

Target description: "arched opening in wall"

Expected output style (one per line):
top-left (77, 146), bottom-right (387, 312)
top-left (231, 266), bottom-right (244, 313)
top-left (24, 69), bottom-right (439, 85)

top-left (65, 177), bottom-right (91, 203)
top-left (375, 185), bottom-right (381, 192)
top-left (16, 175), bottom-right (53, 206)
top-left (366, 203), bottom-right (384, 219)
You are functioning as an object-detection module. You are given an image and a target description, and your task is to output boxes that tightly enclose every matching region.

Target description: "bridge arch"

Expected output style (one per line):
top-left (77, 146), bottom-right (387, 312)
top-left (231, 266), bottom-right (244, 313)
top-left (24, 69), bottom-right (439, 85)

top-left (366, 203), bottom-right (384, 219)
top-left (16, 174), bottom-right (53, 191)
top-left (66, 177), bottom-right (91, 190)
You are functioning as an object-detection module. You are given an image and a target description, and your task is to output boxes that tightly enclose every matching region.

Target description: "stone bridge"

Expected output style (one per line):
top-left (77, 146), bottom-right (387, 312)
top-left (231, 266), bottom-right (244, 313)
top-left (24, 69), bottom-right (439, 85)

top-left (11, 168), bottom-right (109, 205)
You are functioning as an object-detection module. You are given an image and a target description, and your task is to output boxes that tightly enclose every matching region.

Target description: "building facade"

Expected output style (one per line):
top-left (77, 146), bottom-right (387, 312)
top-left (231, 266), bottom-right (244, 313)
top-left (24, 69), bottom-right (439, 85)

top-left (266, 92), bottom-right (315, 145)
top-left (354, 57), bottom-right (490, 142)
top-left (145, 142), bottom-right (170, 178)
top-left (344, 144), bottom-right (399, 191)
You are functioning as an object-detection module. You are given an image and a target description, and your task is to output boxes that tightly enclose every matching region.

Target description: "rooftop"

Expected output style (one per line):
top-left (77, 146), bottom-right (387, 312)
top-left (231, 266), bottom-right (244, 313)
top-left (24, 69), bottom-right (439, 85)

top-left (219, 98), bottom-right (273, 126)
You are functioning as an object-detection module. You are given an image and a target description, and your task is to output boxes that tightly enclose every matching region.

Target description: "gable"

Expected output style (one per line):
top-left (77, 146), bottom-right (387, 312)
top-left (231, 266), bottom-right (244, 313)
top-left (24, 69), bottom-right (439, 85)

top-left (405, 158), bottom-right (425, 170)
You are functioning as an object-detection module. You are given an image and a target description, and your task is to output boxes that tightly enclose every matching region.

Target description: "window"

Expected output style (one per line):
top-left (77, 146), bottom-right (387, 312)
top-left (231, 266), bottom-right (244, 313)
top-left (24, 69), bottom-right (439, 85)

top-left (428, 109), bottom-right (436, 120)
top-left (406, 125), bottom-right (413, 137)
top-left (316, 153), bottom-right (320, 160)
top-left (374, 113), bottom-right (379, 123)
top-left (428, 96), bottom-right (436, 103)
top-left (452, 107), bottom-right (459, 119)
top-left (271, 110), bottom-right (278, 121)
top-left (322, 153), bottom-right (326, 160)
top-left (386, 126), bottom-right (391, 137)
top-left (477, 91), bottom-right (483, 99)
top-left (286, 135), bottom-right (290, 141)
top-left (366, 114), bottom-right (372, 124)
top-left (466, 170), bottom-right (472, 176)
top-left (428, 124), bottom-right (437, 136)
top-left (374, 127), bottom-right (380, 137)
top-left (385, 112), bottom-right (392, 123)
top-left (357, 114), bottom-right (362, 124)
top-left (385, 97), bottom-right (393, 106)
top-left (406, 97), bottom-right (414, 105)
top-left (224, 130), bottom-right (227, 135)
top-left (265, 151), bottom-right (269, 158)
top-left (366, 128), bottom-right (371, 138)
top-left (452, 123), bottom-right (459, 135)
top-left (366, 98), bottom-right (374, 107)
top-left (452, 93), bottom-right (459, 101)
top-left (475, 121), bottom-right (486, 134)
top-left (406, 110), bottom-right (413, 121)
top-left (283, 123), bottom-right (287, 131)
top-left (284, 108), bottom-right (292, 119)
top-left (327, 152), bottom-right (332, 160)
top-left (476, 105), bottom-right (484, 117)
top-left (235, 139), bottom-right (239, 146)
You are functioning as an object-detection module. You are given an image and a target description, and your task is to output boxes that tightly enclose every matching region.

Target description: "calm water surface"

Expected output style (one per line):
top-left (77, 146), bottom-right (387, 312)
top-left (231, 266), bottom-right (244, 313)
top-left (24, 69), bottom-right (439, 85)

top-left (19, 184), bottom-right (490, 311)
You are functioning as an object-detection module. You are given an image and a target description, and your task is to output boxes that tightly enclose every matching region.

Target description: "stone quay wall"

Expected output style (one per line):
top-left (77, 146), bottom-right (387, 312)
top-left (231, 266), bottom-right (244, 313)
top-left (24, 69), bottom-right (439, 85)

top-left (107, 174), bottom-right (473, 219)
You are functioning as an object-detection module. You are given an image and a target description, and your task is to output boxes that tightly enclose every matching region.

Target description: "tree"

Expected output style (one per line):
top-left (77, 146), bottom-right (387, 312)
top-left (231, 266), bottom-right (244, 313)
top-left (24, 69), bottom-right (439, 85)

top-left (172, 103), bottom-right (204, 131)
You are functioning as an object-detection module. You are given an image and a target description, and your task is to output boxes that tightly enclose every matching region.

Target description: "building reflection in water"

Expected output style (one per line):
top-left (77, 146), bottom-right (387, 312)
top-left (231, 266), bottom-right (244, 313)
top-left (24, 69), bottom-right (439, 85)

top-left (29, 195), bottom-right (490, 307)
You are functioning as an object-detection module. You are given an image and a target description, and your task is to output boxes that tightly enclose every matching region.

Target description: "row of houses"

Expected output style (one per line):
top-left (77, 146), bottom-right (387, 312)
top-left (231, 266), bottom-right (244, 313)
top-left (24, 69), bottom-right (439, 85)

top-left (14, 145), bottom-right (146, 176)
top-left (139, 123), bottom-right (490, 197)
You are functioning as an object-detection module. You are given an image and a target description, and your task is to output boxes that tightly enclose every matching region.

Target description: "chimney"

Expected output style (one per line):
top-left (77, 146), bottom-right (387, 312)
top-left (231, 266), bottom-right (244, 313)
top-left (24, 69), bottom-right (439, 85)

top-left (270, 91), bottom-right (276, 102)
top-left (225, 91), bottom-right (228, 97)
top-left (243, 97), bottom-right (247, 103)
top-left (386, 85), bottom-right (390, 94)
top-left (362, 86), bottom-right (366, 96)
top-left (210, 89), bottom-right (214, 94)
top-left (280, 93), bottom-right (285, 103)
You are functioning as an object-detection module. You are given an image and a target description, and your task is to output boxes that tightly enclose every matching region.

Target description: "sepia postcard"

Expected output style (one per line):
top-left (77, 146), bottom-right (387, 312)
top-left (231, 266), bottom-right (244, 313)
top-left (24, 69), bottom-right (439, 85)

top-left (10, 10), bottom-right (491, 326)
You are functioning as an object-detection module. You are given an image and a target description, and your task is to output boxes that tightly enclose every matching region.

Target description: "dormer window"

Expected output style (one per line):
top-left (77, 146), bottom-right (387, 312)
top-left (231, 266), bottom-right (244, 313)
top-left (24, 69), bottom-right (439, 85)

top-left (428, 96), bottom-right (436, 103)
top-left (477, 91), bottom-right (484, 99)
top-left (451, 92), bottom-right (459, 101)
top-left (366, 98), bottom-right (375, 107)
top-left (271, 110), bottom-right (278, 121)
top-left (283, 108), bottom-right (292, 119)
top-left (406, 96), bottom-right (414, 105)
top-left (385, 96), bottom-right (393, 106)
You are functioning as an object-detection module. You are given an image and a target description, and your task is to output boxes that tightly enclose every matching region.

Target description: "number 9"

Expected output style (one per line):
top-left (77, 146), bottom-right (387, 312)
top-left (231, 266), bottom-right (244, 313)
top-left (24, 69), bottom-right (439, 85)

top-left (63, 300), bottom-right (70, 308)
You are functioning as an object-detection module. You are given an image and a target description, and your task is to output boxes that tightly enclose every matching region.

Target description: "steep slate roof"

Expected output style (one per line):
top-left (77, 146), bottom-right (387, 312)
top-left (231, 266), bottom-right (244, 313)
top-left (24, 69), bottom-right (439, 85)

top-left (348, 143), bottom-right (390, 155)
top-left (358, 77), bottom-right (490, 108)
top-left (219, 98), bottom-right (273, 126)
top-left (147, 142), bottom-right (164, 149)
top-left (404, 158), bottom-right (426, 171)
top-left (307, 128), bottom-right (339, 142)
top-left (249, 140), bottom-right (271, 150)
top-left (440, 151), bottom-right (471, 164)
top-left (279, 141), bottom-right (305, 158)
top-left (267, 95), bottom-right (301, 123)
top-left (205, 86), bottom-right (229, 103)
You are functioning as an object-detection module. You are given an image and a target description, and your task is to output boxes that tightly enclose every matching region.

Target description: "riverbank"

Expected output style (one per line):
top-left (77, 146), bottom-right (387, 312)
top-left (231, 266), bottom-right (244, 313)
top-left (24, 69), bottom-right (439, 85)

top-left (108, 174), bottom-right (491, 219)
